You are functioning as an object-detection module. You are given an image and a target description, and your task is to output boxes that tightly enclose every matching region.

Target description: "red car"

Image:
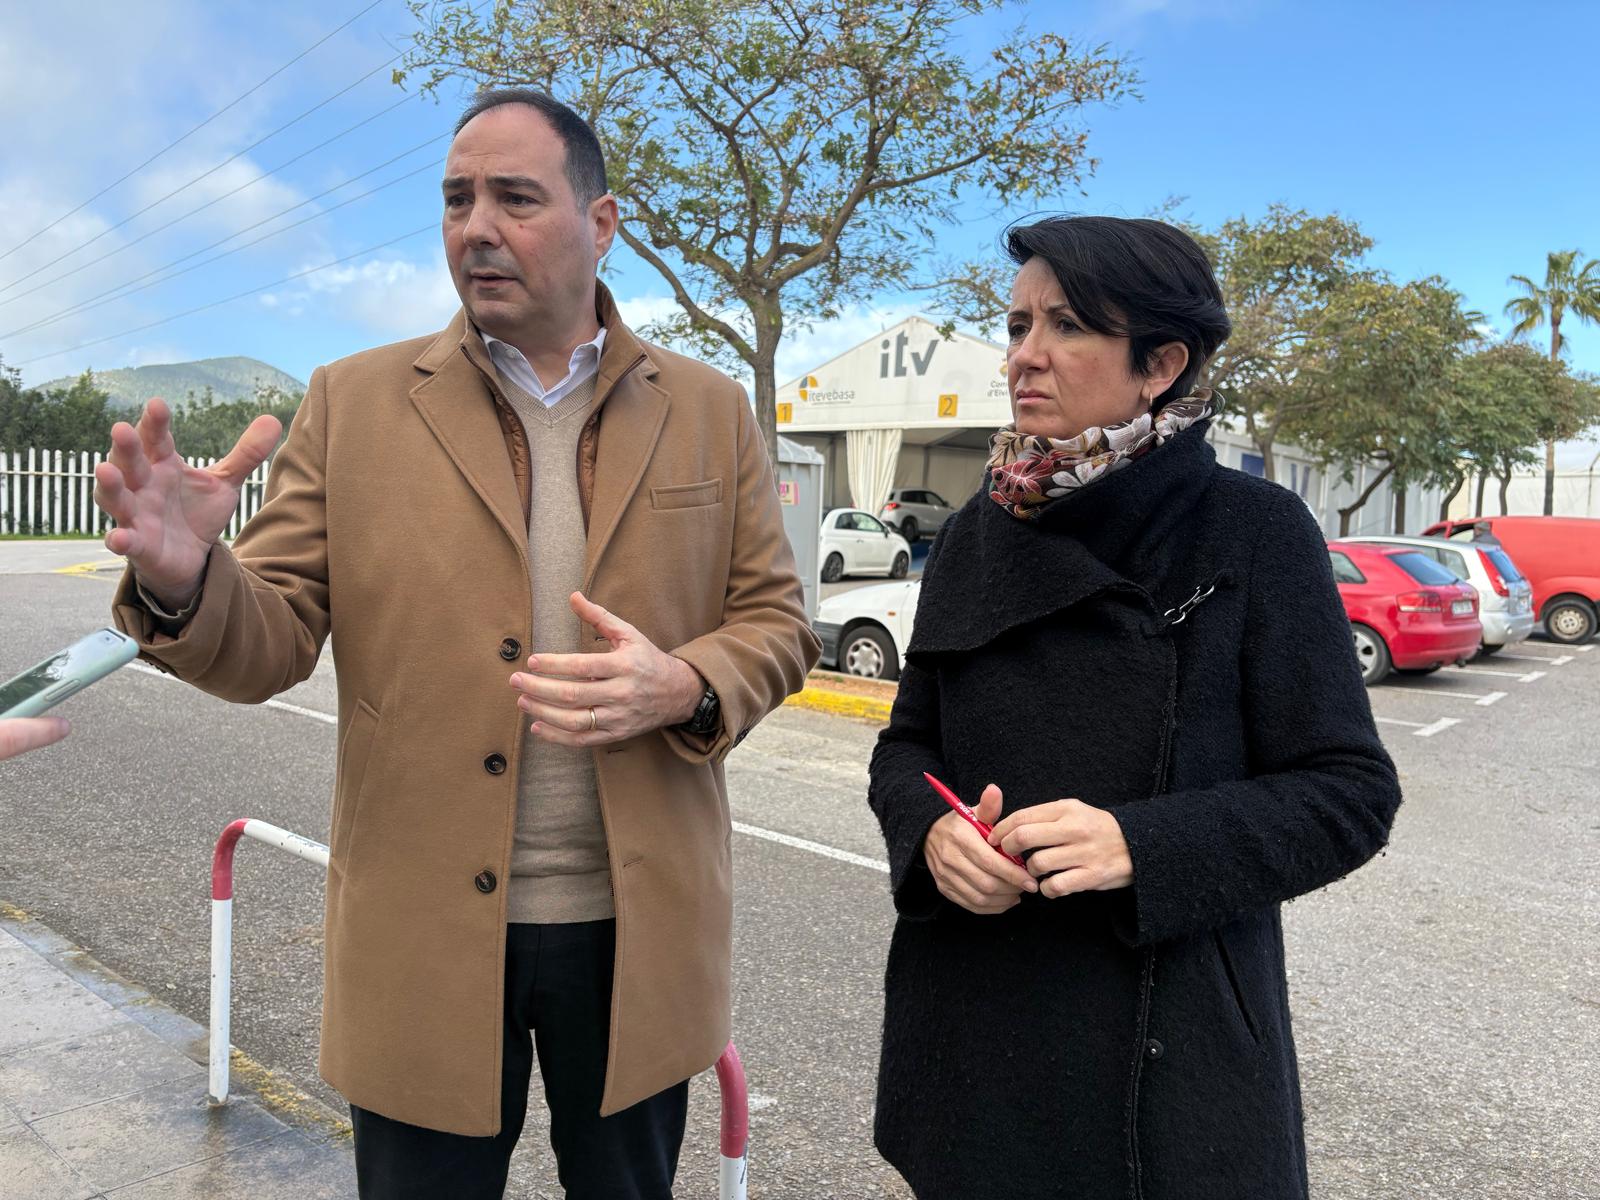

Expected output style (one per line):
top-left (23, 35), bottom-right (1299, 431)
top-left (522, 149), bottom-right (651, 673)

top-left (1421, 515), bottom-right (1600, 644)
top-left (1328, 541), bottom-right (1482, 685)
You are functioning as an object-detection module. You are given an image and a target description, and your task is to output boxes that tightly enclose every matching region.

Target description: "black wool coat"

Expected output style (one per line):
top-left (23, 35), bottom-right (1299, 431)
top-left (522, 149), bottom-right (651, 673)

top-left (868, 422), bottom-right (1402, 1200)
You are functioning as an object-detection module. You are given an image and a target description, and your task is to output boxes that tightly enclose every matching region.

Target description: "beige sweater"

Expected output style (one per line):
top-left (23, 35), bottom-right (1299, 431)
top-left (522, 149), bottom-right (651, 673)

top-left (496, 370), bottom-right (613, 924)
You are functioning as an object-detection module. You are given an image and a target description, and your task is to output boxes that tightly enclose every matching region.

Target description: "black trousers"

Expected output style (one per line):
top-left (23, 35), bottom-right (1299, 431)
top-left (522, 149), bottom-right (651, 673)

top-left (351, 919), bottom-right (688, 1199)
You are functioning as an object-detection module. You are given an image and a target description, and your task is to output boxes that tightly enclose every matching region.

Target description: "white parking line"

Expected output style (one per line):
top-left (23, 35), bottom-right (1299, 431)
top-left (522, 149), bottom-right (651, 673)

top-left (127, 661), bottom-right (338, 725)
top-left (1374, 716), bottom-right (1461, 737)
top-left (1419, 689), bottom-right (1507, 707)
top-left (125, 661), bottom-right (894, 875)
top-left (1451, 667), bottom-right (1546, 683)
top-left (1577, 645), bottom-right (1595, 653)
top-left (732, 822), bottom-right (889, 873)
top-left (1492, 652), bottom-right (1573, 666)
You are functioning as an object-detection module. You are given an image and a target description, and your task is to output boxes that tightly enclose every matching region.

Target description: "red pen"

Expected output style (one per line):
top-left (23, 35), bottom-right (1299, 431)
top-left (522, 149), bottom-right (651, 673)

top-left (923, 772), bottom-right (1026, 867)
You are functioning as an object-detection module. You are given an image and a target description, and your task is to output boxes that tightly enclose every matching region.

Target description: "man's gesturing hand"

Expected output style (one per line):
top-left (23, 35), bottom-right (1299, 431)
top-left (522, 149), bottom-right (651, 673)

top-left (93, 398), bottom-right (282, 610)
top-left (922, 783), bottom-right (1038, 914)
top-left (509, 593), bottom-right (705, 747)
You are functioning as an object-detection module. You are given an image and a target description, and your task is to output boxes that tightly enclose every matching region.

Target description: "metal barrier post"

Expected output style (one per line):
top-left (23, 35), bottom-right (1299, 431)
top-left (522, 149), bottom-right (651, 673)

top-left (206, 817), bottom-right (752, 1198)
top-left (208, 819), bottom-right (329, 1104)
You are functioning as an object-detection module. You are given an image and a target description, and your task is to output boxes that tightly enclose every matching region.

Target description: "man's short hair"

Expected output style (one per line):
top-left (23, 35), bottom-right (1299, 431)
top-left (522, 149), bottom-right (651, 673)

top-left (454, 87), bottom-right (610, 208)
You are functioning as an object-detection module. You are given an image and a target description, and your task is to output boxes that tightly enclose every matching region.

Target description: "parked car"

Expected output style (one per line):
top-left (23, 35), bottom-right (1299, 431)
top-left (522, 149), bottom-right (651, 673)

top-left (878, 489), bottom-right (956, 543)
top-left (1340, 534), bottom-right (1534, 654)
top-left (820, 508), bottom-right (913, 583)
top-left (1328, 541), bottom-right (1482, 686)
top-left (1421, 515), bottom-right (1600, 644)
top-left (814, 579), bottom-right (920, 680)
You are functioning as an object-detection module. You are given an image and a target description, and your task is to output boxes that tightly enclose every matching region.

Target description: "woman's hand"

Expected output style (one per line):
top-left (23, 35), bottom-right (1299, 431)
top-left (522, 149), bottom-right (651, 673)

top-left (922, 784), bottom-right (1038, 914)
top-left (989, 798), bottom-right (1134, 898)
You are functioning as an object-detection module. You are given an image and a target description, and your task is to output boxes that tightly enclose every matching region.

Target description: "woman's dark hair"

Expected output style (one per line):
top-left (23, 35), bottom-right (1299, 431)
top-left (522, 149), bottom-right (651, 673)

top-left (1003, 215), bottom-right (1231, 409)
top-left (454, 87), bottom-right (610, 208)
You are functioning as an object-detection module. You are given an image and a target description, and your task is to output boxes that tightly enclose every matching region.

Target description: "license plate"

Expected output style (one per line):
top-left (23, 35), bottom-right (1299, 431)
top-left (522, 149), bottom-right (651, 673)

top-left (1451, 599), bottom-right (1474, 616)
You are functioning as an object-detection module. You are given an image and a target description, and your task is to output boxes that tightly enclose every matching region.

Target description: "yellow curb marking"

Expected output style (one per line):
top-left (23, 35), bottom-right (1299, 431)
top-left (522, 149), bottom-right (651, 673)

top-left (783, 687), bottom-right (892, 723)
top-left (0, 901), bottom-right (33, 923)
top-left (228, 1048), bottom-right (352, 1139)
top-left (53, 560), bottom-right (122, 575)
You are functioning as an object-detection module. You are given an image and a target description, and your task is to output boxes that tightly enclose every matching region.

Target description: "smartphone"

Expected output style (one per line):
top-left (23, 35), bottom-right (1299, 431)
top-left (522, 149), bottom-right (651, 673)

top-left (0, 629), bottom-right (140, 719)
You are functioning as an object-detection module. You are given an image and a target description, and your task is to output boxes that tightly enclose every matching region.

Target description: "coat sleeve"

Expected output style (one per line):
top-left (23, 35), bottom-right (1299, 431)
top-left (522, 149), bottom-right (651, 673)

top-left (665, 388), bottom-right (821, 764)
top-left (867, 658), bottom-right (953, 920)
top-left (110, 367), bottom-right (332, 702)
top-left (1111, 489), bottom-right (1402, 946)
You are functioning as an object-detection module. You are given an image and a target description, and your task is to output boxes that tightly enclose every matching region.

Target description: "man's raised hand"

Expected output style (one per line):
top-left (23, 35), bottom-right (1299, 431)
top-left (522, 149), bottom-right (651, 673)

top-left (93, 398), bottom-right (281, 610)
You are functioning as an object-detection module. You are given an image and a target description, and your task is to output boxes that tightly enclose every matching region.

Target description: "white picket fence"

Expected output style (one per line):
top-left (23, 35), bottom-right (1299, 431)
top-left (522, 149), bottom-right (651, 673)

top-left (0, 448), bottom-right (271, 537)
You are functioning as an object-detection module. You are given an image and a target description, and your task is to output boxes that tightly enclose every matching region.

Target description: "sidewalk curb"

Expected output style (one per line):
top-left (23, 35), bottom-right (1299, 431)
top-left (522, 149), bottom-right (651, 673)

top-left (784, 687), bottom-right (893, 723)
top-left (0, 902), bottom-right (352, 1148)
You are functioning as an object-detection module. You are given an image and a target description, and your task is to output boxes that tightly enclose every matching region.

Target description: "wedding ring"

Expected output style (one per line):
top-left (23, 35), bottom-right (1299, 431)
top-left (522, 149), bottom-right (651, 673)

top-left (587, 707), bottom-right (598, 732)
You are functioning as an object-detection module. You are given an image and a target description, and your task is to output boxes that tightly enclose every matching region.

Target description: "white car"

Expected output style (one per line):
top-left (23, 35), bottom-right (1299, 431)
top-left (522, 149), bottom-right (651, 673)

top-left (1340, 534), bottom-right (1535, 653)
top-left (878, 488), bottom-right (957, 543)
top-left (820, 508), bottom-right (912, 583)
top-left (814, 579), bottom-right (921, 680)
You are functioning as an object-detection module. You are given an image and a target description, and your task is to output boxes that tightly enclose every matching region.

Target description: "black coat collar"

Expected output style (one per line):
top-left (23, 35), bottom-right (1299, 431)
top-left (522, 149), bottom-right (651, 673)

top-left (908, 422), bottom-right (1219, 657)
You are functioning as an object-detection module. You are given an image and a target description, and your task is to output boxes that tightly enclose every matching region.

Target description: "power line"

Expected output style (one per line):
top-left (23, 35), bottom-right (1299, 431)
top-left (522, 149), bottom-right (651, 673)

top-left (0, 0), bottom-right (391, 266)
top-left (0, 108), bottom-right (438, 312)
top-left (12, 224), bottom-right (438, 368)
top-left (2, 155), bottom-right (445, 341)
top-left (0, 51), bottom-right (415, 296)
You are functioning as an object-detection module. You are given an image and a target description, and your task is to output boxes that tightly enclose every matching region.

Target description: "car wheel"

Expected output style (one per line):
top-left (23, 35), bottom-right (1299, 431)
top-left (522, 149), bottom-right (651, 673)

top-left (821, 552), bottom-right (844, 584)
top-left (889, 551), bottom-right (909, 579)
top-left (900, 516), bottom-right (919, 543)
top-left (841, 625), bottom-right (898, 681)
top-left (1476, 642), bottom-right (1500, 657)
top-left (1350, 623), bottom-right (1391, 686)
top-left (1543, 596), bottom-right (1597, 644)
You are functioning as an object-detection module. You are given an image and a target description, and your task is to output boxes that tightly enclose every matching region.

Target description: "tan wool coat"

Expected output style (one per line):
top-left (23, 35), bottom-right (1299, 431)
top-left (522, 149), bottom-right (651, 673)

top-left (112, 287), bottom-right (820, 1135)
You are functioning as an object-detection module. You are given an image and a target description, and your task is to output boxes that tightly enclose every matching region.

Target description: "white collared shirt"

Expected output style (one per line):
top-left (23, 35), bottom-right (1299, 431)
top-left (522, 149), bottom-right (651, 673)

top-left (480, 326), bottom-right (608, 408)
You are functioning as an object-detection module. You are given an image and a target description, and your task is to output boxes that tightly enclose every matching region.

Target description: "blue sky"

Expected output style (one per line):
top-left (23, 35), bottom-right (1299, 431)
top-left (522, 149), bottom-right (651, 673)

top-left (2, 0), bottom-right (1596, 457)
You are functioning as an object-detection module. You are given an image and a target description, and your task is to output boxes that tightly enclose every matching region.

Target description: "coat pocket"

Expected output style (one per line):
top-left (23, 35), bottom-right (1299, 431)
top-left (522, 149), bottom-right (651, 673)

top-left (332, 699), bottom-right (380, 865)
top-left (1212, 926), bottom-right (1263, 1045)
top-left (651, 479), bottom-right (723, 510)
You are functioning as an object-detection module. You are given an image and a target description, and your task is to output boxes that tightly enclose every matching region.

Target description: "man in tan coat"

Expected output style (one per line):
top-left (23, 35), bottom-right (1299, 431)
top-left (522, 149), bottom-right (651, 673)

top-left (94, 88), bottom-right (819, 1198)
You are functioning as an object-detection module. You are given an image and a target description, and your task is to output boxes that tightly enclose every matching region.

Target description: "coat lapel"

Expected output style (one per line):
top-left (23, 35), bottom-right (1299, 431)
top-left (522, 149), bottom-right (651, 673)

top-left (908, 423), bottom-right (1220, 658)
top-left (582, 367), bottom-right (668, 593)
top-left (408, 314), bottom-right (529, 560)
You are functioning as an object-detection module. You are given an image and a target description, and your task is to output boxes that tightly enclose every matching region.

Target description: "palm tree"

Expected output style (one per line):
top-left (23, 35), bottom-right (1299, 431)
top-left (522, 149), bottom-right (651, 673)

top-left (1504, 249), bottom-right (1600, 514)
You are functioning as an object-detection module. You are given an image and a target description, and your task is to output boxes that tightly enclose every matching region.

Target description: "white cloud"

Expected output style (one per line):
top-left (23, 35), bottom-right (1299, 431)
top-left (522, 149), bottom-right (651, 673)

top-left (262, 248), bottom-right (460, 338)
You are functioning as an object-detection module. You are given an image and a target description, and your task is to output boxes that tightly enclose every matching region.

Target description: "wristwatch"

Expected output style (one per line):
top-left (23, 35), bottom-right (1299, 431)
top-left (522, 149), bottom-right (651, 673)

top-left (680, 681), bottom-right (721, 736)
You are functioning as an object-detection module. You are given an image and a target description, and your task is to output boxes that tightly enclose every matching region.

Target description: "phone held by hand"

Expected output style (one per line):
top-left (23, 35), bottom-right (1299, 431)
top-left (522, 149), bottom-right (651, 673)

top-left (0, 629), bottom-right (140, 718)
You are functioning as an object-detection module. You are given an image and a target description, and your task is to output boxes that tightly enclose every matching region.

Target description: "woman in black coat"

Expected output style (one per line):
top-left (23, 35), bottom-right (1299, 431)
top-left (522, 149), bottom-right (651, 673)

top-left (868, 216), bottom-right (1401, 1200)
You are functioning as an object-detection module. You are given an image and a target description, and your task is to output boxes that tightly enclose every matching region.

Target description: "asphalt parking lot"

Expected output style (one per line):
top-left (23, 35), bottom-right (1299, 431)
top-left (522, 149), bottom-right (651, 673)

top-left (2, 541), bottom-right (1598, 1198)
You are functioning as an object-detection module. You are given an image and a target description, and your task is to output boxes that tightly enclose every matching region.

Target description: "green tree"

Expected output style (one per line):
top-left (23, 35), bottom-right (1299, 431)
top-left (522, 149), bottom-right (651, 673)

top-left (1291, 277), bottom-right (1478, 534)
top-left (1196, 206), bottom-right (1374, 481)
top-left (169, 382), bottom-right (301, 461)
top-left (0, 365), bottom-right (118, 453)
top-left (1503, 249), bottom-right (1600, 514)
top-left (400, 0), bottom-right (1138, 464)
top-left (1444, 343), bottom-right (1557, 519)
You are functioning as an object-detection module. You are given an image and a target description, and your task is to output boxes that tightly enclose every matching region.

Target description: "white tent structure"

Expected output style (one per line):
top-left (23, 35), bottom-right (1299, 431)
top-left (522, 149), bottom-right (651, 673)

top-left (776, 314), bottom-right (1443, 536)
top-left (776, 316), bottom-right (1009, 516)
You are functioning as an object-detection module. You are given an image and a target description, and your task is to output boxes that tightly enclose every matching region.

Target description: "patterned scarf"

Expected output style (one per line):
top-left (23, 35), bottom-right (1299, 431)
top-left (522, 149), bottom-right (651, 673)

top-left (985, 391), bottom-right (1214, 520)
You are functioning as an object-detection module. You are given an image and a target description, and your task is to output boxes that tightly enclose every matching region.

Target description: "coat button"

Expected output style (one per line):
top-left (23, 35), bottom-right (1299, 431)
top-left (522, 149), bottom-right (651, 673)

top-left (474, 870), bottom-right (497, 894)
top-left (484, 753), bottom-right (507, 775)
top-left (1146, 1038), bottom-right (1164, 1060)
top-left (499, 638), bottom-right (521, 661)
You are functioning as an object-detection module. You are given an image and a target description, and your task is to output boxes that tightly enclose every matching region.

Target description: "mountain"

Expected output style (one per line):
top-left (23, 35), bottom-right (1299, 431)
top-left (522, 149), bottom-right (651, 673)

top-left (36, 357), bottom-right (306, 410)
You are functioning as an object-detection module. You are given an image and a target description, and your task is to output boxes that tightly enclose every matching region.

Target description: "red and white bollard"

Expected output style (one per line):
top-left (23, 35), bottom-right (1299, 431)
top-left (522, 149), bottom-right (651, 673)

top-left (207, 818), bottom-right (751, 1197)
top-left (208, 818), bottom-right (329, 1104)
top-left (715, 1041), bottom-right (750, 1200)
